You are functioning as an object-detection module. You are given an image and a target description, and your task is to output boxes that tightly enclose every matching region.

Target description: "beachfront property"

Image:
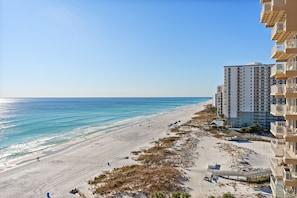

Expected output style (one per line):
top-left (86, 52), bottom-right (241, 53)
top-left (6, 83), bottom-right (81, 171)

top-left (223, 62), bottom-right (284, 129)
top-left (260, 0), bottom-right (297, 197)
top-left (212, 92), bottom-right (218, 108)
top-left (216, 85), bottom-right (224, 117)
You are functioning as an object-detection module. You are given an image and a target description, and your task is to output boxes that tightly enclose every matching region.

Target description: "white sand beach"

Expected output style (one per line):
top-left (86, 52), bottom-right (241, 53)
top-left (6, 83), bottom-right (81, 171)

top-left (0, 102), bottom-right (206, 198)
top-left (0, 102), bottom-right (273, 198)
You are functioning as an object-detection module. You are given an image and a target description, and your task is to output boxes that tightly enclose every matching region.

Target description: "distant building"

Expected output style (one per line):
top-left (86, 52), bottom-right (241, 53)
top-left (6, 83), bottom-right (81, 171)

top-left (216, 85), bottom-right (224, 117)
top-left (212, 93), bottom-right (217, 107)
top-left (223, 62), bottom-right (284, 129)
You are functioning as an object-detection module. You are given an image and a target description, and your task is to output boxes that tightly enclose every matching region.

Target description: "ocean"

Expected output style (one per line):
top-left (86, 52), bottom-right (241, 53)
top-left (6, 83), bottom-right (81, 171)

top-left (0, 97), bottom-right (210, 168)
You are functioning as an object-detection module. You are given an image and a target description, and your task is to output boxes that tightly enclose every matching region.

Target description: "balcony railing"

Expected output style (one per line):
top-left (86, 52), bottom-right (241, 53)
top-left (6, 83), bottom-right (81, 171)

top-left (270, 158), bottom-right (284, 177)
top-left (271, 63), bottom-right (285, 74)
top-left (271, 175), bottom-right (285, 198)
top-left (271, 121), bottom-right (286, 137)
top-left (271, 175), bottom-right (277, 196)
top-left (286, 84), bottom-right (297, 94)
top-left (271, 139), bottom-right (285, 157)
top-left (286, 105), bottom-right (297, 115)
top-left (284, 167), bottom-right (292, 180)
top-left (271, 104), bottom-right (286, 116)
top-left (285, 39), bottom-right (297, 50)
top-left (283, 167), bottom-right (297, 182)
top-left (272, 0), bottom-right (286, 6)
top-left (271, 63), bottom-right (285, 76)
top-left (284, 149), bottom-right (297, 165)
top-left (286, 59), bottom-right (297, 71)
top-left (261, 2), bottom-right (272, 18)
top-left (284, 127), bottom-right (297, 143)
top-left (284, 186), bottom-right (296, 198)
top-left (272, 43), bottom-right (284, 55)
top-left (271, 84), bottom-right (286, 96)
top-left (285, 126), bottom-right (297, 135)
top-left (262, 2), bottom-right (272, 12)
top-left (271, 21), bottom-right (285, 38)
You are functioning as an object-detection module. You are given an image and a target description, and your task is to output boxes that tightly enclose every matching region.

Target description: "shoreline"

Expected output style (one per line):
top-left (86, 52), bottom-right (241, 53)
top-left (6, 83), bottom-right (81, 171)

top-left (0, 100), bottom-right (273, 198)
top-left (0, 100), bottom-right (210, 173)
top-left (0, 101), bottom-right (209, 198)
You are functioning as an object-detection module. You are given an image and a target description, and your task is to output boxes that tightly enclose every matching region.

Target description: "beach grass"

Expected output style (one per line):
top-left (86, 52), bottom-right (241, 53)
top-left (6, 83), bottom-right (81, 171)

top-left (88, 104), bottom-right (271, 197)
top-left (88, 105), bottom-right (216, 196)
top-left (89, 165), bottom-right (183, 196)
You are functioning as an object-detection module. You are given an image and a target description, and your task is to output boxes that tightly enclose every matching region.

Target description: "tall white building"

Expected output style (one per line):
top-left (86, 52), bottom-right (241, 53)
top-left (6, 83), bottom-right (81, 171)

top-left (223, 62), bottom-right (284, 129)
top-left (217, 85), bottom-right (224, 117)
top-left (212, 93), bottom-right (217, 108)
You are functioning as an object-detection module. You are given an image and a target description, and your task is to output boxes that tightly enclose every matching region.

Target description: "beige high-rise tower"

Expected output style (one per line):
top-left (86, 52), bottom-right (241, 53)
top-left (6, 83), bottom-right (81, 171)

top-left (260, 0), bottom-right (297, 197)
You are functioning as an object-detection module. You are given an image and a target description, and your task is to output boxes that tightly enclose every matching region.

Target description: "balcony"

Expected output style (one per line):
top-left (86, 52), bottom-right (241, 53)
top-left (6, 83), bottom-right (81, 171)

top-left (271, 84), bottom-right (286, 98)
top-left (260, 2), bottom-right (272, 24)
top-left (270, 60), bottom-right (297, 79)
top-left (271, 139), bottom-right (285, 157)
top-left (283, 167), bottom-right (297, 186)
top-left (286, 84), bottom-right (297, 98)
top-left (271, 121), bottom-right (286, 138)
top-left (283, 149), bottom-right (297, 165)
top-left (270, 175), bottom-right (285, 198)
top-left (271, 21), bottom-right (297, 43)
top-left (283, 186), bottom-right (297, 198)
top-left (285, 38), bottom-right (297, 54)
top-left (272, 41), bottom-right (297, 62)
top-left (272, 43), bottom-right (286, 62)
top-left (260, 0), bottom-right (286, 27)
top-left (271, 104), bottom-right (286, 116)
top-left (272, 0), bottom-right (286, 8)
top-left (286, 105), bottom-right (297, 120)
top-left (285, 59), bottom-right (297, 79)
top-left (271, 63), bottom-right (286, 79)
top-left (270, 158), bottom-right (284, 178)
top-left (284, 127), bottom-right (297, 142)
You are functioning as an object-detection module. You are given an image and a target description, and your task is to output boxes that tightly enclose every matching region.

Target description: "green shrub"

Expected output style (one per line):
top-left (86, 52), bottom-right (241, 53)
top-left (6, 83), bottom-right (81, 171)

top-left (172, 192), bottom-right (181, 198)
top-left (151, 191), bottom-right (165, 198)
top-left (222, 192), bottom-right (235, 198)
top-left (182, 193), bottom-right (191, 198)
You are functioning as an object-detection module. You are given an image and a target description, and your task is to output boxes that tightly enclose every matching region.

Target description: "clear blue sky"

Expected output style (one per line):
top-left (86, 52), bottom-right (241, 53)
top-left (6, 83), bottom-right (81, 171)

top-left (0, 0), bottom-right (273, 97)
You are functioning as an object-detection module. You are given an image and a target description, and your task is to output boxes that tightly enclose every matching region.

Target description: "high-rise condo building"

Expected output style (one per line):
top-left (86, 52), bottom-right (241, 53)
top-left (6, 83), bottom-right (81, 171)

top-left (216, 85), bottom-right (224, 117)
top-left (223, 63), bottom-right (284, 129)
top-left (260, 0), bottom-right (297, 197)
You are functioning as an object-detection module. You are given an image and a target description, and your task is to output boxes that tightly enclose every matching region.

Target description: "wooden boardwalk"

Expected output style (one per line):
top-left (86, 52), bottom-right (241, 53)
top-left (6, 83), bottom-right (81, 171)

top-left (207, 168), bottom-right (271, 182)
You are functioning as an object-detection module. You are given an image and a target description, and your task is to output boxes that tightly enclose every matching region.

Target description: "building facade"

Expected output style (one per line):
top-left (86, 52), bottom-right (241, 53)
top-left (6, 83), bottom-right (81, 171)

top-left (216, 85), bottom-right (224, 117)
top-left (260, 0), bottom-right (297, 197)
top-left (212, 93), bottom-right (217, 108)
top-left (223, 63), bottom-right (284, 129)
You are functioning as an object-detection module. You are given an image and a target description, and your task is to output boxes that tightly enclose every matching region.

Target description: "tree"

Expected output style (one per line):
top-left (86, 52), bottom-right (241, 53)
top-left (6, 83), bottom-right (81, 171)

top-left (219, 114), bottom-right (224, 118)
